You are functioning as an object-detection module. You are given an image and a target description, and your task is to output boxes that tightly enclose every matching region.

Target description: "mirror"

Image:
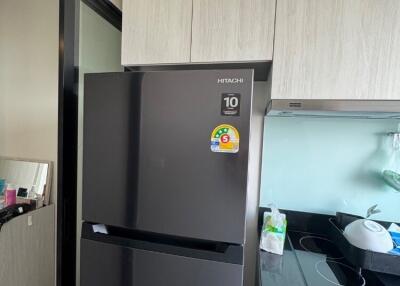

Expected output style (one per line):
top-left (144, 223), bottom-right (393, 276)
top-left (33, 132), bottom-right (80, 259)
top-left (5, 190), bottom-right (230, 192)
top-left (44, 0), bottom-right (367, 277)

top-left (0, 157), bottom-right (52, 206)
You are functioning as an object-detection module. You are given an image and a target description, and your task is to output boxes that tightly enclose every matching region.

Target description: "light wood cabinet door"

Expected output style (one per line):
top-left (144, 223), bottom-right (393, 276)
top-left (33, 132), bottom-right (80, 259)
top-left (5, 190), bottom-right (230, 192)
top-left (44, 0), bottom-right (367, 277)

top-left (272, 0), bottom-right (400, 100)
top-left (0, 206), bottom-right (55, 286)
top-left (191, 0), bottom-right (276, 63)
top-left (122, 0), bottom-right (192, 65)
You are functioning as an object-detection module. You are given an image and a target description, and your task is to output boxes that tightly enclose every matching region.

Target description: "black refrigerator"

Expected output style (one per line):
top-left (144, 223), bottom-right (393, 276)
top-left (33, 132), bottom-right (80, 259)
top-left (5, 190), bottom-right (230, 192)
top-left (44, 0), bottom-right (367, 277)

top-left (81, 69), bottom-right (263, 286)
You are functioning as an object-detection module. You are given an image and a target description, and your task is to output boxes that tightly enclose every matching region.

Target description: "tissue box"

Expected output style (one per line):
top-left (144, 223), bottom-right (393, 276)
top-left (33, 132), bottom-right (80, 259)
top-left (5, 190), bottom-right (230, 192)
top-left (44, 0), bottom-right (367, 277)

top-left (260, 210), bottom-right (287, 255)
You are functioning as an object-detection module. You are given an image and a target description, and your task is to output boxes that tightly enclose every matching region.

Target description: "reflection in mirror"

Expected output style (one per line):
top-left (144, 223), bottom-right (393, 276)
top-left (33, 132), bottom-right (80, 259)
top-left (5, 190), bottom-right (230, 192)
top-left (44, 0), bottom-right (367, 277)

top-left (0, 157), bottom-right (52, 208)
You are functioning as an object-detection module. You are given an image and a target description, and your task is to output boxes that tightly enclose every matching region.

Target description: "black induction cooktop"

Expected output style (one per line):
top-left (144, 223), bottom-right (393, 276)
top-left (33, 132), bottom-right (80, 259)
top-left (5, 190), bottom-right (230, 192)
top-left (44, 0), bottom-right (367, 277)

top-left (259, 209), bottom-right (400, 286)
top-left (289, 231), bottom-right (383, 286)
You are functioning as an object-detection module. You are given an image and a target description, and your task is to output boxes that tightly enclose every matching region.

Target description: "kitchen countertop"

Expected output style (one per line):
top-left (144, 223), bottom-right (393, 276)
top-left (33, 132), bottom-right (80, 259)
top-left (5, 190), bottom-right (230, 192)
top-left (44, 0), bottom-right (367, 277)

top-left (259, 233), bottom-right (400, 286)
top-left (259, 235), bottom-right (306, 286)
top-left (258, 209), bottom-right (400, 286)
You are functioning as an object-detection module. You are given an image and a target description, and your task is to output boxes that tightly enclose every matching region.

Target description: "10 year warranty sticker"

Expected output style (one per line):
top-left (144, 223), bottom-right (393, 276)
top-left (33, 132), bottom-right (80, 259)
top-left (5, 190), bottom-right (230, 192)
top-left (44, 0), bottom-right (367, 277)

top-left (210, 124), bottom-right (240, 153)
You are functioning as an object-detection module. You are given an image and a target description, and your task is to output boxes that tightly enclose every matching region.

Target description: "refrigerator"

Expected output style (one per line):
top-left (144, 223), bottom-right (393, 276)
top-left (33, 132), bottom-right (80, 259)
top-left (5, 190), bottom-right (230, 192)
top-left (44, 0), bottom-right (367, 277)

top-left (81, 69), bottom-right (265, 286)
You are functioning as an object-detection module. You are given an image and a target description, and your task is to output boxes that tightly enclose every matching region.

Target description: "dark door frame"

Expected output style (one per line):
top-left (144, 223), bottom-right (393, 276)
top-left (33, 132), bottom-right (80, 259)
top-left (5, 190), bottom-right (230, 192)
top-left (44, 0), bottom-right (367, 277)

top-left (58, 1), bottom-right (121, 285)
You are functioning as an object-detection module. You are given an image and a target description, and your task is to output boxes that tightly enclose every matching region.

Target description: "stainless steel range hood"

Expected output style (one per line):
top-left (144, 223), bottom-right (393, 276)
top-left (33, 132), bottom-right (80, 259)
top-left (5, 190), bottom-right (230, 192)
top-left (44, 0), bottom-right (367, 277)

top-left (266, 100), bottom-right (400, 119)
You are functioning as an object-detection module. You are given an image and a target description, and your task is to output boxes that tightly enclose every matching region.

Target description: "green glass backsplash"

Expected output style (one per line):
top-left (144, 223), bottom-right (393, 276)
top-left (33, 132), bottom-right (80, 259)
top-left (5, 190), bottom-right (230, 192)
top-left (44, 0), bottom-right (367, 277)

top-left (260, 117), bottom-right (400, 222)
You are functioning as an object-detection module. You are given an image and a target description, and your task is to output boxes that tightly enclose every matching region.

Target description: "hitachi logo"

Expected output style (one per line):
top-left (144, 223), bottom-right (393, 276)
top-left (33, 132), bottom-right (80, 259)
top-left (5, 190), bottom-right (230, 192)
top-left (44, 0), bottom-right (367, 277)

top-left (217, 78), bottom-right (244, 84)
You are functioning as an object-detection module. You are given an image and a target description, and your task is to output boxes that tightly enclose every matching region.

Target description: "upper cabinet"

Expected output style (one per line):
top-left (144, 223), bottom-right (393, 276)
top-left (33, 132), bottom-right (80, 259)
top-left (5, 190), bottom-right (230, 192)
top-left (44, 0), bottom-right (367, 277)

top-left (272, 0), bottom-right (400, 100)
top-left (121, 0), bottom-right (192, 65)
top-left (191, 0), bottom-right (276, 63)
top-left (121, 0), bottom-right (275, 66)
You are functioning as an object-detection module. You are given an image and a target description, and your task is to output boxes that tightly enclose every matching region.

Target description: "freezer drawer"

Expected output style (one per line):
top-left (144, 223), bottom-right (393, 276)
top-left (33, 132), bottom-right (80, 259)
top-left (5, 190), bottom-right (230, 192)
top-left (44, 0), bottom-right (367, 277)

top-left (81, 238), bottom-right (243, 286)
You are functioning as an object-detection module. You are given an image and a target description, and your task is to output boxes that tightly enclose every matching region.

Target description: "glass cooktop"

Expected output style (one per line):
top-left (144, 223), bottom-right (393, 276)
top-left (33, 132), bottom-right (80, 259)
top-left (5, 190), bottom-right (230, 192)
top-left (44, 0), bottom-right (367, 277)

top-left (260, 231), bottom-right (400, 286)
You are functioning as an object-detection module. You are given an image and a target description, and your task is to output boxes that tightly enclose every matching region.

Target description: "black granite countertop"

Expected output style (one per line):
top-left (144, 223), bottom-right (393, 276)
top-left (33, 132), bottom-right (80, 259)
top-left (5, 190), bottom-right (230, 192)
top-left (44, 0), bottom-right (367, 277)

top-left (259, 234), bottom-right (306, 286)
top-left (258, 209), bottom-right (400, 286)
top-left (259, 233), bottom-right (400, 286)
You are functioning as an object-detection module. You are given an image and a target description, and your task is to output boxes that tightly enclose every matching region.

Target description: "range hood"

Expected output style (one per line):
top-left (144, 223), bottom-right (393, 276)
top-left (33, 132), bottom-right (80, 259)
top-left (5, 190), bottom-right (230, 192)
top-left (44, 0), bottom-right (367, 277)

top-left (266, 100), bottom-right (400, 119)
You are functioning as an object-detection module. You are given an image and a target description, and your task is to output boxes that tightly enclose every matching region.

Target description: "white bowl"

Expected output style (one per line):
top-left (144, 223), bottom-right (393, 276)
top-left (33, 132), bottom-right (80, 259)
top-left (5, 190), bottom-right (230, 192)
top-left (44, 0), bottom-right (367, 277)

top-left (344, 219), bottom-right (393, 253)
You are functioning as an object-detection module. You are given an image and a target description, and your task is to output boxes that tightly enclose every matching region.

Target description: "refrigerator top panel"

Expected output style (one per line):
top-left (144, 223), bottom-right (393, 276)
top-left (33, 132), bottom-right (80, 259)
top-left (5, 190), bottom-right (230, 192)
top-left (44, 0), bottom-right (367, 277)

top-left (83, 69), bottom-right (254, 245)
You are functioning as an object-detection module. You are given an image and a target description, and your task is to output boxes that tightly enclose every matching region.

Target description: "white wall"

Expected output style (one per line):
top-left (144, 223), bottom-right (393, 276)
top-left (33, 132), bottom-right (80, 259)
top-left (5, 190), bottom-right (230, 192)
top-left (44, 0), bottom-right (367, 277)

top-left (0, 0), bottom-right (59, 203)
top-left (0, 1), bottom-right (59, 285)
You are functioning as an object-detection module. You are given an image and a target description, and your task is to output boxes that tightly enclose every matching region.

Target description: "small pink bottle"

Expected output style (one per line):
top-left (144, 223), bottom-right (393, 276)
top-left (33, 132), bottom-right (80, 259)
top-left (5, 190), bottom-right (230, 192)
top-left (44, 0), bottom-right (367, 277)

top-left (5, 184), bottom-right (16, 207)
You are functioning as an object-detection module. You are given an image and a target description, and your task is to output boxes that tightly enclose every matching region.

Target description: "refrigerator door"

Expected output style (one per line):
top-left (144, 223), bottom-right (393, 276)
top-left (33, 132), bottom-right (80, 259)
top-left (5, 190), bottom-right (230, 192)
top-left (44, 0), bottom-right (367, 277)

top-left (81, 238), bottom-right (243, 286)
top-left (83, 70), bottom-right (253, 244)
